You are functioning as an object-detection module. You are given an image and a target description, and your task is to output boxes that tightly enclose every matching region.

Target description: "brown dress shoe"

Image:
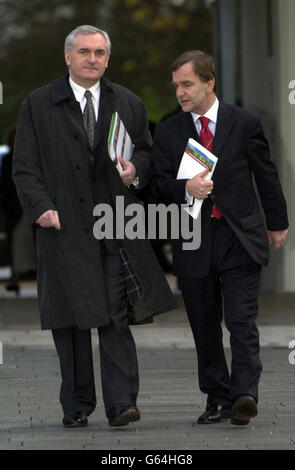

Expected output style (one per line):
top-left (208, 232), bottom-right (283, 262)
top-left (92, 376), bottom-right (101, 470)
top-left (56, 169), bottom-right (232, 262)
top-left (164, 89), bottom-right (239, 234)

top-left (231, 395), bottom-right (257, 425)
top-left (108, 407), bottom-right (140, 427)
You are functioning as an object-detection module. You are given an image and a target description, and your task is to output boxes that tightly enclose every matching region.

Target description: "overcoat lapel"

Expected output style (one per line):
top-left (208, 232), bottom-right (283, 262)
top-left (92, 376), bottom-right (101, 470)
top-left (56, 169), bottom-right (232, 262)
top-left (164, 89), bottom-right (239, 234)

top-left (49, 74), bottom-right (90, 150)
top-left (93, 79), bottom-right (116, 151)
top-left (50, 75), bottom-right (118, 155)
top-left (67, 100), bottom-right (90, 149)
top-left (93, 79), bottom-right (117, 175)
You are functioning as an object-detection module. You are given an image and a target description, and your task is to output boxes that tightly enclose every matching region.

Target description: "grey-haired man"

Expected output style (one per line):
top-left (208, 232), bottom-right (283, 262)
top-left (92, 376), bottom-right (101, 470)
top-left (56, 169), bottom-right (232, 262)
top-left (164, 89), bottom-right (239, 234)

top-left (13, 25), bottom-right (176, 428)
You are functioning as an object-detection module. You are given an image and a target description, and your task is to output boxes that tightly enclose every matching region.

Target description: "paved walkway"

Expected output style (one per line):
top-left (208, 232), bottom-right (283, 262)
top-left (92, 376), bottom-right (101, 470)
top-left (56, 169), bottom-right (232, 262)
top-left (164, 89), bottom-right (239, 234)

top-left (0, 283), bottom-right (295, 450)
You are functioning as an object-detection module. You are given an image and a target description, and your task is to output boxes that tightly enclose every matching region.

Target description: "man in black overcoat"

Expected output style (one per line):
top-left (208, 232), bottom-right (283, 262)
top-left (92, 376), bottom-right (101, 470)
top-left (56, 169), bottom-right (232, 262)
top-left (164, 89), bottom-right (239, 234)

top-left (151, 51), bottom-right (289, 426)
top-left (13, 25), bottom-right (176, 428)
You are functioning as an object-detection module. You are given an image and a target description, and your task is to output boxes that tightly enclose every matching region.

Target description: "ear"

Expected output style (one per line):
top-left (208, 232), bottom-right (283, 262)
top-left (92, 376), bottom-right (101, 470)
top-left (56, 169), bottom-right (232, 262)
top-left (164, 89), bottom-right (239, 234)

top-left (64, 51), bottom-right (71, 67)
top-left (207, 78), bottom-right (215, 93)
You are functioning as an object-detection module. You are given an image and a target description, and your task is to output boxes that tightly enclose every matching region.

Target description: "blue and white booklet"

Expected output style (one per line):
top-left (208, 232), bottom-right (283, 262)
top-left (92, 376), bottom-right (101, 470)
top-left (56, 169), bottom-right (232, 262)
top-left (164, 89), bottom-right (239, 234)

top-left (177, 138), bottom-right (218, 219)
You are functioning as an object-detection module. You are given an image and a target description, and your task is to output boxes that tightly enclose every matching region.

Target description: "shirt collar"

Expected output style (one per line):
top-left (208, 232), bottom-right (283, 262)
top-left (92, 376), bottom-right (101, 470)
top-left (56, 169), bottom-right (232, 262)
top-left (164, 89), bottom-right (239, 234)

top-left (191, 97), bottom-right (219, 124)
top-left (69, 76), bottom-right (100, 101)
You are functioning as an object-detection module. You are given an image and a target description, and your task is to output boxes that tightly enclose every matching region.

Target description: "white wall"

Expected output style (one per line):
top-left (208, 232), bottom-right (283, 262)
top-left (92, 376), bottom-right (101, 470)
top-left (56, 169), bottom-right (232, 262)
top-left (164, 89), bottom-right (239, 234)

top-left (275, 0), bottom-right (295, 291)
top-left (239, 0), bottom-right (295, 292)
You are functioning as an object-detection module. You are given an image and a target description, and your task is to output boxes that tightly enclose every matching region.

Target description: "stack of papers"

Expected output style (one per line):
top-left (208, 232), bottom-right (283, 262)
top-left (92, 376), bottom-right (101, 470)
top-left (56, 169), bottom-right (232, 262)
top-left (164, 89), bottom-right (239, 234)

top-left (177, 138), bottom-right (218, 219)
top-left (108, 112), bottom-right (134, 172)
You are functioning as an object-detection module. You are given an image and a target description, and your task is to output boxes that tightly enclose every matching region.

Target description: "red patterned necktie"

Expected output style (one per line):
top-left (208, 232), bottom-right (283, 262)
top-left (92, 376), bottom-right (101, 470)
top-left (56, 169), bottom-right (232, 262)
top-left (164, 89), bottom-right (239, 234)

top-left (199, 116), bottom-right (222, 219)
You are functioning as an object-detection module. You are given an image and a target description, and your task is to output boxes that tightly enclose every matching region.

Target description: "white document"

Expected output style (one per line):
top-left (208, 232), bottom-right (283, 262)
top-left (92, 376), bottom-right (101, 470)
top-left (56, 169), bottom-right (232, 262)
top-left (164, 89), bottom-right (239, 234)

top-left (177, 138), bottom-right (218, 219)
top-left (108, 112), bottom-right (134, 172)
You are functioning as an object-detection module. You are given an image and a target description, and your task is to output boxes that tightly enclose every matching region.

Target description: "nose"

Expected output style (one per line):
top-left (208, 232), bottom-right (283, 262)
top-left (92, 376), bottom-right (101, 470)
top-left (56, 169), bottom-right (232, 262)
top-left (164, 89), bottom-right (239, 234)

top-left (176, 86), bottom-right (184, 99)
top-left (88, 52), bottom-right (96, 63)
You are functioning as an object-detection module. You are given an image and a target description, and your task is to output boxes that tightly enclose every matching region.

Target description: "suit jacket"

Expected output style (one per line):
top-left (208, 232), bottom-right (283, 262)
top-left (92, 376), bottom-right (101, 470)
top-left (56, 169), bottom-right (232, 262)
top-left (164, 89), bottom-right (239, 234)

top-left (151, 102), bottom-right (289, 279)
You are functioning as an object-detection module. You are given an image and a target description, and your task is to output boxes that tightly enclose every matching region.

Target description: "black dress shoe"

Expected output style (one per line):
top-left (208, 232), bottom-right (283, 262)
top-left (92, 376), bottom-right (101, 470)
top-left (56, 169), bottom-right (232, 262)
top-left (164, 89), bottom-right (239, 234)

top-left (197, 404), bottom-right (232, 424)
top-left (231, 395), bottom-right (257, 425)
top-left (108, 407), bottom-right (140, 427)
top-left (63, 413), bottom-right (88, 428)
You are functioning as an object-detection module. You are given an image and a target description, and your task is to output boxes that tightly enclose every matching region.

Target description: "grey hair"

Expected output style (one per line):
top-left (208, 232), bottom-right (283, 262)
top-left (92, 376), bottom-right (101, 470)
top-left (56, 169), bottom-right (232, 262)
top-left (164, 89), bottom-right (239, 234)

top-left (64, 25), bottom-right (111, 55)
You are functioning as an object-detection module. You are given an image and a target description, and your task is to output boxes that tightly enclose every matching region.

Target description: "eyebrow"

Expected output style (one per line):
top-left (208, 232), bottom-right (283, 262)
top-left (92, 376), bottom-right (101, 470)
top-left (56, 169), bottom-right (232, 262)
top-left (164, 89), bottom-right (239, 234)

top-left (78, 48), bottom-right (106, 53)
top-left (172, 80), bottom-right (194, 86)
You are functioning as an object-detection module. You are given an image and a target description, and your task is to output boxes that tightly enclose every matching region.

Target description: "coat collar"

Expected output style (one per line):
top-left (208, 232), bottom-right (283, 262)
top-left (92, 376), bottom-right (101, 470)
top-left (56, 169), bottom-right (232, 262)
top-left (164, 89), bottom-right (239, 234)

top-left (50, 73), bottom-right (115, 104)
top-left (50, 74), bottom-right (74, 103)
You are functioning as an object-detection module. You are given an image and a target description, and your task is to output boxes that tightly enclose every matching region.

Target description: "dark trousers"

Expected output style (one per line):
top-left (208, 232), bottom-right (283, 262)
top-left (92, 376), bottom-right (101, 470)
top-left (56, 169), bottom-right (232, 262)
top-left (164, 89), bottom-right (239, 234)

top-left (178, 218), bottom-right (262, 407)
top-left (52, 250), bottom-right (139, 418)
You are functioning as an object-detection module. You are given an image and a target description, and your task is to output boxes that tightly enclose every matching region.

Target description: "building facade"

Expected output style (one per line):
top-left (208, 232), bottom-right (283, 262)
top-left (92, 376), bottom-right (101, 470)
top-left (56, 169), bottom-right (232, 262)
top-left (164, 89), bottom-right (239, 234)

top-left (214, 0), bottom-right (295, 292)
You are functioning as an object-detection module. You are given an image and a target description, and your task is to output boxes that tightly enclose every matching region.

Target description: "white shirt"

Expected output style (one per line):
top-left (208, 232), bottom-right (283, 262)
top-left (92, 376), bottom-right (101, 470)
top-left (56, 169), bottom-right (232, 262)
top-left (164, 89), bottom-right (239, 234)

top-left (185, 97), bottom-right (219, 205)
top-left (69, 77), bottom-right (100, 120)
top-left (191, 97), bottom-right (219, 137)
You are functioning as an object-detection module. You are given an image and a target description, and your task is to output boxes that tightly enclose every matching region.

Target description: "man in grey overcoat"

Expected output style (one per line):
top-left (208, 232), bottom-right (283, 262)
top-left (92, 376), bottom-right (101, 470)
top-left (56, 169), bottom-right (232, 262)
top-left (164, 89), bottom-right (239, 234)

top-left (12, 25), bottom-right (176, 428)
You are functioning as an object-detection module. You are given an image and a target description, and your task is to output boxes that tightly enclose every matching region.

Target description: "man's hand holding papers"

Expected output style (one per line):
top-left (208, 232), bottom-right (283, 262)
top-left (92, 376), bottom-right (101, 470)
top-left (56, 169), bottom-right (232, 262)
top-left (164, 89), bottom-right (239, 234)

top-left (186, 168), bottom-right (213, 199)
top-left (176, 138), bottom-right (218, 219)
top-left (119, 156), bottom-right (136, 187)
top-left (108, 112), bottom-right (138, 187)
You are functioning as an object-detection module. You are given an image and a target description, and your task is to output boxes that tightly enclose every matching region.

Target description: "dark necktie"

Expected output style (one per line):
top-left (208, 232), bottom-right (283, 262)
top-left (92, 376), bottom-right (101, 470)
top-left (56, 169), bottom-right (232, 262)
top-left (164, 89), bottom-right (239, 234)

top-left (83, 90), bottom-right (96, 150)
top-left (199, 116), bottom-right (222, 219)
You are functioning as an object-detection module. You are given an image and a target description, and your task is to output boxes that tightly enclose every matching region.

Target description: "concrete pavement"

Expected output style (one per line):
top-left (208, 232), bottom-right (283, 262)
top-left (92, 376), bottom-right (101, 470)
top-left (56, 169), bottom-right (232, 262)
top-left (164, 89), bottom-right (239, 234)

top-left (0, 281), bottom-right (295, 450)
